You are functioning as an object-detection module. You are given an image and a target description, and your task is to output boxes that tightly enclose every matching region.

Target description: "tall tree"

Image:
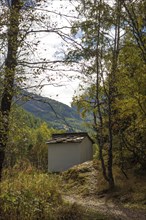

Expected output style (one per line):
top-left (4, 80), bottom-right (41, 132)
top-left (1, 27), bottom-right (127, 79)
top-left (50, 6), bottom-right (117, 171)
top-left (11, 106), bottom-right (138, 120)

top-left (0, 0), bottom-right (74, 179)
top-left (69, 0), bottom-right (123, 189)
top-left (0, 0), bottom-right (22, 180)
top-left (105, 0), bottom-right (121, 189)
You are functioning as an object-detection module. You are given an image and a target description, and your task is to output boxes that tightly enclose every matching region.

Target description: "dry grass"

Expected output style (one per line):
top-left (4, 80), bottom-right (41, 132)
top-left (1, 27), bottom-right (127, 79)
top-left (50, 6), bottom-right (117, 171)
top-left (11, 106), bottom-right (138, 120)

top-left (0, 162), bottom-right (83, 220)
top-left (2, 160), bottom-right (145, 220)
top-left (112, 167), bottom-right (146, 208)
top-left (62, 161), bottom-right (100, 196)
top-left (62, 160), bottom-right (146, 209)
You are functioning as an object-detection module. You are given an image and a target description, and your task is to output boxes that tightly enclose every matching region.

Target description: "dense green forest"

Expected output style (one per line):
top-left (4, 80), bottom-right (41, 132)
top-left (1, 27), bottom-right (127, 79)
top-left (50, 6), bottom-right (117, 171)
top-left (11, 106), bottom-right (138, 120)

top-left (0, 0), bottom-right (146, 219)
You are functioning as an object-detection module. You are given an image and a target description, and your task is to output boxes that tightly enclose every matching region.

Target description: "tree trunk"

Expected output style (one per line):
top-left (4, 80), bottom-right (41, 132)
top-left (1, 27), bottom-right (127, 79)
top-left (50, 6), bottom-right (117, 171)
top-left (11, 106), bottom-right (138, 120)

top-left (93, 0), bottom-right (109, 182)
top-left (0, 0), bottom-right (21, 180)
top-left (107, 95), bottom-right (115, 189)
top-left (106, 0), bottom-right (121, 189)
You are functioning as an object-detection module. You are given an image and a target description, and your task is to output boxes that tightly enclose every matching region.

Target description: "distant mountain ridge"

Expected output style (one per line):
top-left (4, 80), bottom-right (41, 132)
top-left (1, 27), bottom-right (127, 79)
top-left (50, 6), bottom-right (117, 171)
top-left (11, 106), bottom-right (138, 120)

top-left (17, 91), bottom-right (86, 131)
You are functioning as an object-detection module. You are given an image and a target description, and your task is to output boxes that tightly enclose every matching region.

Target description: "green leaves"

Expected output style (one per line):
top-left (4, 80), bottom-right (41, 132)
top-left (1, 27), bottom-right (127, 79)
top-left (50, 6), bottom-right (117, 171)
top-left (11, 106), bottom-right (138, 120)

top-left (0, 172), bottom-right (62, 220)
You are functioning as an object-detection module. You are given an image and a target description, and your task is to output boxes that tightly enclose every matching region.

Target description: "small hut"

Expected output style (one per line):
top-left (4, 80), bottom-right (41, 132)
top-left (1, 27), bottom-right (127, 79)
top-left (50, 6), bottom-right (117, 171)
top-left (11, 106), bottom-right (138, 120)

top-left (47, 132), bottom-right (93, 172)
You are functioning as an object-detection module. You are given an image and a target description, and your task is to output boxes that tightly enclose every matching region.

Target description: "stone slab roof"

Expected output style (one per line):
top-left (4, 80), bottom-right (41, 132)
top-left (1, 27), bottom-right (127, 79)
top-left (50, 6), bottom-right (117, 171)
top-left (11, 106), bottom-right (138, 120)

top-left (46, 132), bottom-right (93, 144)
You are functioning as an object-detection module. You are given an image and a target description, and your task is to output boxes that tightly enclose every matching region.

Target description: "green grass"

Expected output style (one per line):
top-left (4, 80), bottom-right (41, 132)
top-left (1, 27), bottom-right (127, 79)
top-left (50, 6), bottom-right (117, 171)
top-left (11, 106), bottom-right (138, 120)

top-left (0, 165), bottom-right (84, 220)
top-left (0, 170), bottom-right (61, 219)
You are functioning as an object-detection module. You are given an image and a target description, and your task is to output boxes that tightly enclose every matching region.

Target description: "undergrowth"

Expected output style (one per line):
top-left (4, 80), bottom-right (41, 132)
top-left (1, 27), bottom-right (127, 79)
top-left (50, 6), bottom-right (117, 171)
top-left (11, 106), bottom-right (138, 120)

top-left (62, 160), bottom-right (146, 209)
top-left (0, 163), bottom-right (83, 220)
top-left (93, 163), bottom-right (146, 209)
top-left (1, 160), bottom-right (145, 220)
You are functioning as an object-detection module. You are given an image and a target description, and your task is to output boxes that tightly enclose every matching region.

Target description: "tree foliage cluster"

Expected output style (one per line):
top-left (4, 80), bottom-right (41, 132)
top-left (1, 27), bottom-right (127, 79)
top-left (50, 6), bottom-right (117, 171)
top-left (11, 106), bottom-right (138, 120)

top-left (5, 106), bottom-right (58, 170)
top-left (69, 0), bottom-right (146, 188)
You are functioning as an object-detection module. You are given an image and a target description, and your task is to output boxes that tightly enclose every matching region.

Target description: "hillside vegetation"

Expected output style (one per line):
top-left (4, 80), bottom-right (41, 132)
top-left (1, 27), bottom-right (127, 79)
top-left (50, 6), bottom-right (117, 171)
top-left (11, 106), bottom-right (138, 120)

top-left (17, 91), bottom-right (88, 131)
top-left (5, 105), bottom-right (59, 170)
top-left (0, 164), bottom-right (86, 220)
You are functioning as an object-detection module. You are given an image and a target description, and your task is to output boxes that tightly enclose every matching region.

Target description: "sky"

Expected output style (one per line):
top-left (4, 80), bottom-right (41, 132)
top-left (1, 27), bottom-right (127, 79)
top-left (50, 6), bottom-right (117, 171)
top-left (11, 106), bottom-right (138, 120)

top-left (36, 0), bottom-right (115, 106)
top-left (33, 0), bottom-right (114, 106)
top-left (30, 0), bottom-right (81, 106)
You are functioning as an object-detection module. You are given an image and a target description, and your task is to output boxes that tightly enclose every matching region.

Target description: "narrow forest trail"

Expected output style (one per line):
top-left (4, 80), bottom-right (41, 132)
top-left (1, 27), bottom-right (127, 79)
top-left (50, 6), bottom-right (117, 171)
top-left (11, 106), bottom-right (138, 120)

top-left (63, 194), bottom-right (146, 220)
top-left (61, 161), bottom-right (146, 220)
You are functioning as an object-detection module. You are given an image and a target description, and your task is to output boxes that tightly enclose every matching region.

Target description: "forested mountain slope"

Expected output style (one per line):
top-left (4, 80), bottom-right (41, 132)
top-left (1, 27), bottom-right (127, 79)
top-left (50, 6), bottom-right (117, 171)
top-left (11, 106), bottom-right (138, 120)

top-left (16, 91), bottom-right (87, 131)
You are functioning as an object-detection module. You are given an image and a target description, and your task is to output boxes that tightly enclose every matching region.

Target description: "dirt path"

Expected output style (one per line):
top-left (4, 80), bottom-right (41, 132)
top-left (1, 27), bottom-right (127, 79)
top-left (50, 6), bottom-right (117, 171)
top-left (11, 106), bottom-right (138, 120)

top-left (62, 161), bottom-right (146, 220)
top-left (63, 194), bottom-right (146, 220)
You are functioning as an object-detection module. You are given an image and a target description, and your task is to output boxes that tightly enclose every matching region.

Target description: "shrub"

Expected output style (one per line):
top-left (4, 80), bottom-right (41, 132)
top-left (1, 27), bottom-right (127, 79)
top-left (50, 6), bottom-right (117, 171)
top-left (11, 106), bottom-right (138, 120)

top-left (0, 170), bottom-right (62, 220)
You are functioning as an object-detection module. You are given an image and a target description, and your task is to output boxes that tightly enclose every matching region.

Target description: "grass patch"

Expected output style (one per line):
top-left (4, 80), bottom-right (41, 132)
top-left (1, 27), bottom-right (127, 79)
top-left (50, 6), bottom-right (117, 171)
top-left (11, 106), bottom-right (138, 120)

top-left (0, 165), bottom-right (84, 220)
top-left (100, 166), bottom-right (146, 209)
top-left (0, 171), bottom-right (61, 219)
top-left (62, 161), bottom-right (99, 196)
